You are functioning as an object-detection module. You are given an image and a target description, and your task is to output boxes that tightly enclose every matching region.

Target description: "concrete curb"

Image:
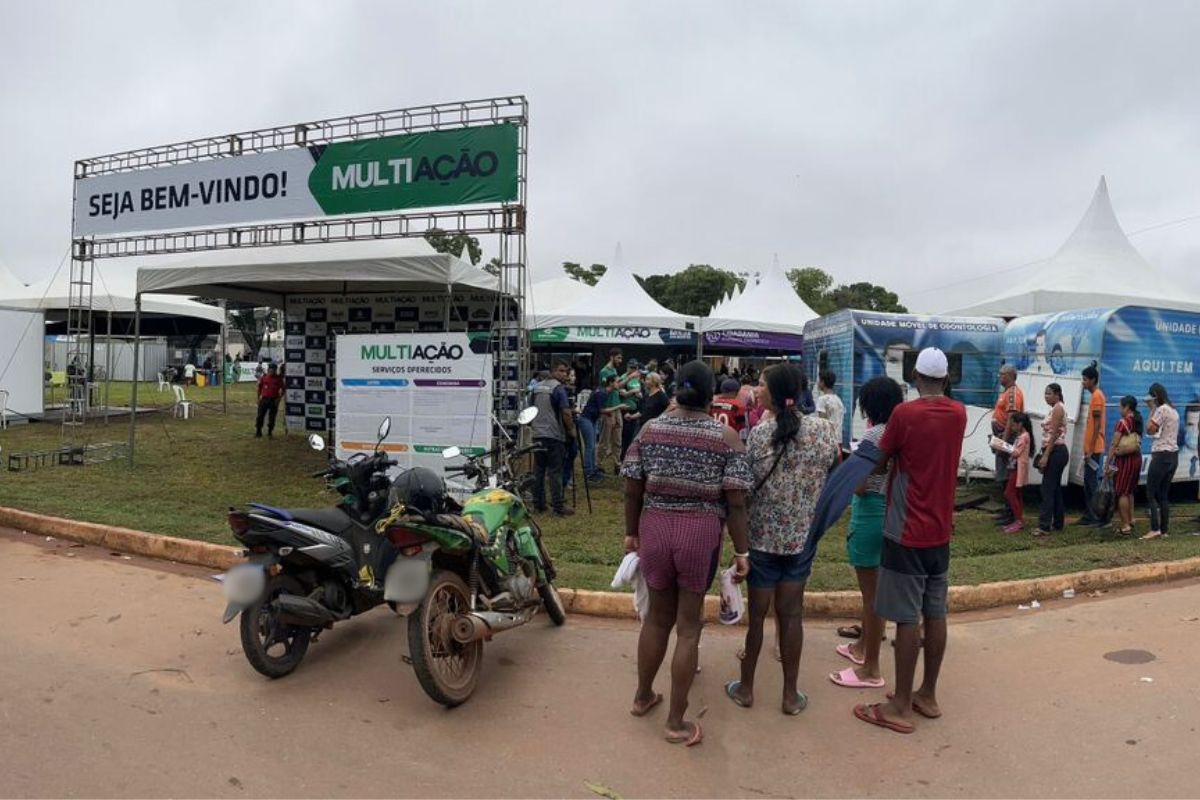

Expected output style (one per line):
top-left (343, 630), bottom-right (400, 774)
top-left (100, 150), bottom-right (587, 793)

top-left (4, 506), bottom-right (1199, 620)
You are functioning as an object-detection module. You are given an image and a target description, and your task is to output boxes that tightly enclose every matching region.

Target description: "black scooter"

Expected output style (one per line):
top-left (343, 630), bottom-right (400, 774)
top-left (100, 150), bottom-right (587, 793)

top-left (221, 418), bottom-right (401, 678)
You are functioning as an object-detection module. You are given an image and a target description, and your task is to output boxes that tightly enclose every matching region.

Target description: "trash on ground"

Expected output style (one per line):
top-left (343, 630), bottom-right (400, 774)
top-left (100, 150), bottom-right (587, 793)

top-left (1181, 616), bottom-right (1199, 622)
top-left (1139, 676), bottom-right (1154, 683)
top-left (1062, 588), bottom-right (1075, 599)
top-left (210, 574), bottom-right (226, 583)
top-left (1018, 599), bottom-right (1042, 610)
top-left (584, 781), bottom-right (623, 800)
top-left (45, 536), bottom-right (54, 541)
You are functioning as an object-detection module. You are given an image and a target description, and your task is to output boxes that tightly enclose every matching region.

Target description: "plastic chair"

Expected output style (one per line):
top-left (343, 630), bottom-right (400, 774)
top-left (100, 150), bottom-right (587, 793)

top-left (172, 385), bottom-right (193, 419)
top-left (157, 370), bottom-right (169, 392)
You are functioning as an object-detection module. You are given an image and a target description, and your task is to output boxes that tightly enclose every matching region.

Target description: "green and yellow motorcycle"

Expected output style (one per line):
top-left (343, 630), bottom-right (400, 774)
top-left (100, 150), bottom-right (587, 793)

top-left (377, 407), bottom-right (566, 707)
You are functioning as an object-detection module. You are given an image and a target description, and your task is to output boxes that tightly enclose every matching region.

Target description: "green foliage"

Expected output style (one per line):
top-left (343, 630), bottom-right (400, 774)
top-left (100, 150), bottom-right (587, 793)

top-left (424, 228), bottom-right (482, 265)
top-left (562, 262), bottom-right (607, 286)
top-left (786, 268), bottom-right (907, 314)
top-left (483, 257), bottom-right (502, 277)
top-left (226, 304), bottom-right (277, 359)
top-left (635, 264), bottom-right (742, 316)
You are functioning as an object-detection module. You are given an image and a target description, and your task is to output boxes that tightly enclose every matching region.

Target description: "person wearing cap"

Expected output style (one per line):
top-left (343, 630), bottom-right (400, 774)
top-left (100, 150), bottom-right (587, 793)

top-left (711, 377), bottom-right (748, 439)
top-left (255, 363), bottom-right (285, 438)
top-left (853, 347), bottom-right (965, 735)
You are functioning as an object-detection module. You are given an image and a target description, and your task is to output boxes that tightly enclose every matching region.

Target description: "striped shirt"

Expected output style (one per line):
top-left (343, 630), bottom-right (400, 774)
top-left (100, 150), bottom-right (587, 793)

top-left (621, 414), bottom-right (752, 517)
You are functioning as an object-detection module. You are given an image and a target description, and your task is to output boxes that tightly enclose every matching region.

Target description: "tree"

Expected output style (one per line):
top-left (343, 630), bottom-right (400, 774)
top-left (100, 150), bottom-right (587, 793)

top-left (786, 267), bottom-right (906, 314)
top-left (226, 304), bottom-right (276, 360)
top-left (562, 262), bottom-right (607, 286)
top-left (827, 282), bottom-right (907, 313)
top-left (636, 264), bottom-right (742, 317)
top-left (424, 228), bottom-right (482, 265)
top-left (787, 268), bottom-right (837, 315)
top-left (484, 257), bottom-right (502, 277)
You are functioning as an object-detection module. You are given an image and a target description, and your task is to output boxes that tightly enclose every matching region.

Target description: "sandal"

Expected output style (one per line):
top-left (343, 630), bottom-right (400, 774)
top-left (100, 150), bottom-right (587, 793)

top-left (836, 643), bottom-right (865, 666)
top-left (630, 692), bottom-right (663, 717)
top-left (853, 703), bottom-right (914, 734)
top-left (782, 690), bottom-right (809, 716)
top-left (725, 680), bottom-right (752, 709)
top-left (665, 721), bottom-right (703, 747)
top-left (829, 666), bottom-right (885, 689)
top-left (836, 624), bottom-right (862, 639)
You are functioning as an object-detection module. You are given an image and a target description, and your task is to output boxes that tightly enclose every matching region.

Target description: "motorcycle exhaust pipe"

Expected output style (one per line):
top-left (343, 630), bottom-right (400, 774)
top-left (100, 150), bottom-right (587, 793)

top-left (271, 595), bottom-right (338, 628)
top-left (450, 610), bottom-right (529, 643)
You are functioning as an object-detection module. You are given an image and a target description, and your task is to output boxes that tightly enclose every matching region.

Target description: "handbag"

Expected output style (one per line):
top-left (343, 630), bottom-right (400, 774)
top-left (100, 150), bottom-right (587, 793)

top-left (1115, 432), bottom-right (1141, 456)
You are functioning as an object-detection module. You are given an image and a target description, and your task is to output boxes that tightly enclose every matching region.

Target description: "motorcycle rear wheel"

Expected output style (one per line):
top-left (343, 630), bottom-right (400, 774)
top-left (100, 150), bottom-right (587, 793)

top-left (407, 570), bottom-right (482, 707)
top-left (239, 574), bottom-right (311, 679)
top-left (539, 581), bottom-right (567, 626)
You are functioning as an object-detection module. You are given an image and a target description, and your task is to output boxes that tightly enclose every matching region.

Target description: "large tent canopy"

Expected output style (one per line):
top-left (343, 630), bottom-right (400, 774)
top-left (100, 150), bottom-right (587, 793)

top-left (526, 257), bottom-right (697, 332)
top-left (3, 258), bottom-right (224, 336)
top-left (703, 258), bottom-right (819, 336)
top-left (134, 238), bottom-right (498, 305)
top-left (526, 275), bottom-right (594, 318)
top-left (946, 177), bottom-right (1200, 317)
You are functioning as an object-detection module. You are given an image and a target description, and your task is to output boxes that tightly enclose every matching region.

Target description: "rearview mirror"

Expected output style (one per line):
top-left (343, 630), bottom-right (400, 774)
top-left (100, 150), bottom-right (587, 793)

top-left (377, 417), bottom-right (391, 441)
top-left (442, 446), bottom-right (462, 459)
top-left (517, 406), bottom-right (538, 426)
top-left (307, 434), bottom-right (326, 451)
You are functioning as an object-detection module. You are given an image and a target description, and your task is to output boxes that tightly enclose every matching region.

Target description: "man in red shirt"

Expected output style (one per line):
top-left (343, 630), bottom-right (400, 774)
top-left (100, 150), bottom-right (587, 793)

top-left (255, 362), bottom-right (285, 439)
top-left (854, 347), bottom-right (965, 735)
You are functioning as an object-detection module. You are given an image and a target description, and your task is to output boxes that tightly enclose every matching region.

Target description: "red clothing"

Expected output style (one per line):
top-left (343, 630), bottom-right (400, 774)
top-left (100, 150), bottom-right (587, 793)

top-left (1004, 471), bottom-right (1024, 522)
top-left (710, 397), bottom-right (746, 433)
top-left (1111, 417), bottom-right (1142, 497)
top-left (257, 373), bottom-right (284, 400)
top-left (879, 396), bottom-right (967, 548)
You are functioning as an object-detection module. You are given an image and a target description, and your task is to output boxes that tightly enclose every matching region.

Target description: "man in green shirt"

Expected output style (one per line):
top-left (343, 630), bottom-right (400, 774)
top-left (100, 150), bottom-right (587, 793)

top-left (597, 347), bottom-right (625, 471)
top-left (620, 360), bottom-right (644, 459)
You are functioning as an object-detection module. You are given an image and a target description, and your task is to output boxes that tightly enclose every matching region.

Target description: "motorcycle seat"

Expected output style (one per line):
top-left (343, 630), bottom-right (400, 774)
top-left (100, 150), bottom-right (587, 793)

top-left (282, 508), bottom-right (358, 537)
top-left (394, 512), bottom-right (489, 543)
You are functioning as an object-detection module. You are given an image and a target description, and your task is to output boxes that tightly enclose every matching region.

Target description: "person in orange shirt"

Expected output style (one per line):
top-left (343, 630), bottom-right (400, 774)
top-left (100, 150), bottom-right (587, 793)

top-left (1079, 363), bottom-right (1108, 526)
top-left (991, 365), bottom-right (1025, 525)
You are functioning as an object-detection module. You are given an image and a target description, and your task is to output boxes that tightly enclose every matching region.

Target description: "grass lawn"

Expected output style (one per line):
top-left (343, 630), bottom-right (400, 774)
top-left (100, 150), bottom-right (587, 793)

top-left (2, 380), bottom-right (1199, 592)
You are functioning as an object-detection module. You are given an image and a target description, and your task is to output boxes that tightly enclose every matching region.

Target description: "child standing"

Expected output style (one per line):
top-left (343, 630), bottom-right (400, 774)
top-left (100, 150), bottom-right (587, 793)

top-left (993, 412), bottom-right (1033, 533)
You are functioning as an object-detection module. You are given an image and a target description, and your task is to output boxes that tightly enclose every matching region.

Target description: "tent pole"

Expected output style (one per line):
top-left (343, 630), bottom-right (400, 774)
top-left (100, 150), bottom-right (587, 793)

top-left (128, 295), bottom-right (141, 466)
top-left (221, 299), bottom-right (228, 414)
top-left (696, 320), bottom-right (705, 359)
top-left (103, 310), bottom-right (112, 424)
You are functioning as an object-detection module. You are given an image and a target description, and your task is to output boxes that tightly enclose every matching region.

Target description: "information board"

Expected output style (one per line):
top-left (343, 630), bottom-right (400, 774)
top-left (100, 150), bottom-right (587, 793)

top-left (334, 333), bottom-right (492, 478)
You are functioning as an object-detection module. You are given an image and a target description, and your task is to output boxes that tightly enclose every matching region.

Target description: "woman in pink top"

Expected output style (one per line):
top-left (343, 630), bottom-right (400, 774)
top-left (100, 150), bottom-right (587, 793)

top-left (997, 413), bottom-right (1034, 533)
top-left (1035, 383), bottom-right (1069, 536)
top-left (1142, 383), bottom-right (1179, 540)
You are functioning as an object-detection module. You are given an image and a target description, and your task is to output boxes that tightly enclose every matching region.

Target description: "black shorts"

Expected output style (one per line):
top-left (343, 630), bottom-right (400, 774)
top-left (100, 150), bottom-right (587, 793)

top-left (874, 538), bottom-right (950, 624)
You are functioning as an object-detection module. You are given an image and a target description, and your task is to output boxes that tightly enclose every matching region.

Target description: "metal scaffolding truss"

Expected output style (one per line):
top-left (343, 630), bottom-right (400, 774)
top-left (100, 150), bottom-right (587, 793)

top-left (67, 96), bottom-right (529, 462)
top-left (76, 97), bottom-right (527, 177)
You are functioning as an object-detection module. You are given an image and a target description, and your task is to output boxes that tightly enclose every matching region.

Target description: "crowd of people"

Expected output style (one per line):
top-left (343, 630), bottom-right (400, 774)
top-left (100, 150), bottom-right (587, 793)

top-left (620, 348), bottom-right (965, 744)
top-left (988, 363), bottom-right (1183, 539)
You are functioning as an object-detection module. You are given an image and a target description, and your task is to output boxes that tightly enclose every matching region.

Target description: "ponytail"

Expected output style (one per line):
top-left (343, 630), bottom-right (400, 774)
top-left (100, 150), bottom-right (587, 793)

top-left (766, 364), bottom-right (804, 450)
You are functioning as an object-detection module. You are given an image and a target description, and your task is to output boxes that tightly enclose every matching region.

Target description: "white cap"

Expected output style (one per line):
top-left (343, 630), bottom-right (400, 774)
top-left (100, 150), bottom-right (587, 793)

top-left (915, 347), bottom-right (948, 379)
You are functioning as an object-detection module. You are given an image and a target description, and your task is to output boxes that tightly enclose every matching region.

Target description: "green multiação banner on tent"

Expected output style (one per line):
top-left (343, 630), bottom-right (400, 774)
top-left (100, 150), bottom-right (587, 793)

top-left (74, 124), bottom-right (519, 237)
top-left (308, 124), bottom-right (519, 215)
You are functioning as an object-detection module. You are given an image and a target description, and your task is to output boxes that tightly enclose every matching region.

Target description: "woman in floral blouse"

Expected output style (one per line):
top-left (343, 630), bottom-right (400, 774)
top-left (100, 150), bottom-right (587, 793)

top-left (726, 363), bottom-right (840, 715)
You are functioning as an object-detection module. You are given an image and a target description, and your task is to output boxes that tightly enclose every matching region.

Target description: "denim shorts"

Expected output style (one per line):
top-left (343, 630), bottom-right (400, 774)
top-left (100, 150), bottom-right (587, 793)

top-left (747, 548), bottom-right (811, 590)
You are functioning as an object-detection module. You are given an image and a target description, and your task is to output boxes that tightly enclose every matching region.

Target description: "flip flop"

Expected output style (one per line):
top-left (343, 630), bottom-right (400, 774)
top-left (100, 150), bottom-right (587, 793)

top-left (829, 666), bottom-right (885, 689)
top-left (886, 691), bottom-right (941, 719)
top-left (836, 624), bottom-right (862, 639)
top-left (725, 680), bottom-right (752, 708)
top-left (836, 643), bottom-right (865, 666)
top-left (630, 693), bottom-right (663, 717)
top-left (782, 690), bottom-right (809, 716)
top-left (665, 721), bottom-right (703, 747)
top-left (853, 703), bottom-right (914, 734)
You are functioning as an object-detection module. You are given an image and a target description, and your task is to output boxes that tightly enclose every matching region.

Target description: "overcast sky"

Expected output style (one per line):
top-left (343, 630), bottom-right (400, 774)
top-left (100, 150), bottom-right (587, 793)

top-left (2, 0), bottom-right (1198, 312)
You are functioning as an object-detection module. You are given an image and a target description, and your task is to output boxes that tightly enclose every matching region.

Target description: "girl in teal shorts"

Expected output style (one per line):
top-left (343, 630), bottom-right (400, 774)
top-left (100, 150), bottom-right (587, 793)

top-left (831, 376), bottom-right (905, 690)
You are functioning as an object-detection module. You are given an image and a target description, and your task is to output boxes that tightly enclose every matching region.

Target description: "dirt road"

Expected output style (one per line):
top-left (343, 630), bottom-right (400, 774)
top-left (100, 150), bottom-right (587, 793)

top-left (2, 528), bottom-right (1198, 798)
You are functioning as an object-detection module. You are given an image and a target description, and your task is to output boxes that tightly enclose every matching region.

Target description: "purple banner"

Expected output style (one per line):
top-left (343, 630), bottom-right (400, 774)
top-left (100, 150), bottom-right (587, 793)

top-left (413, 379), bottom-right (487, 387)
top-left (704, 329), bottom-right (805, 351)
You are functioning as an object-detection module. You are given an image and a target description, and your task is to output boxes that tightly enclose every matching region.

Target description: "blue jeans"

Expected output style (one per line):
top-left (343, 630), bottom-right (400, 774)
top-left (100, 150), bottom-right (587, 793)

top-left (578, 416), bottom-right (599, 477)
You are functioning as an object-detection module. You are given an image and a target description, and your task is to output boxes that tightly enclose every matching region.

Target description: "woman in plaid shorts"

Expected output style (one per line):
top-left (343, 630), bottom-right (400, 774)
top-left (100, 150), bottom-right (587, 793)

top-left (622, 360), bottom-right (752, 747)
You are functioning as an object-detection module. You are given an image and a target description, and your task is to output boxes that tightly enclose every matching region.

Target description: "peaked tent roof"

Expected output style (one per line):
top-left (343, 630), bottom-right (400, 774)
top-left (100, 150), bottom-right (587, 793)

top-left (527, 257), bottom-right (697, 331)
top-left (527, 276), bottom-right (594, 317)
top-left (703, 259), bottom-right (819, 335)
top-left (945, 177), bottom-right (1200, 317)
top-left (134, 238), bottom-right (497, 307)
top-left (0, 262), bottom-right (30, 298)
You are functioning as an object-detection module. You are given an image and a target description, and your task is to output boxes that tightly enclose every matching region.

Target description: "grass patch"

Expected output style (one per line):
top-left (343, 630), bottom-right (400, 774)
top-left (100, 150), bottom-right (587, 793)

top-left (3, 381), bottom-right (1199, 592)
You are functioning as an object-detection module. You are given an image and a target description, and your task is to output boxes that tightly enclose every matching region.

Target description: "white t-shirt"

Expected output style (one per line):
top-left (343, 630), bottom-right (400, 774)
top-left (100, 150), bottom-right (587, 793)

top-left (816, 392), bottom-right (845, 440)
top-left (183, 364), bottom-right (196, 378)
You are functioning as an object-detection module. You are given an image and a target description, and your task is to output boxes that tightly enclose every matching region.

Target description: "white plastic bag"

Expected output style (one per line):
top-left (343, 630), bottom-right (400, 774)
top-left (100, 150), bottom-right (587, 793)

top-left (718, 566), bottom-right (745, 625)
top-left (611, 551), bottom-right (650, 621)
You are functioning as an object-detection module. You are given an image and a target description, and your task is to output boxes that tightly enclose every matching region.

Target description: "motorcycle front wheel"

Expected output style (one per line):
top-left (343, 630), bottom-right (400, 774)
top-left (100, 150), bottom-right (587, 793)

top-left (407, 570), bottom-right (482, 707)
top-left (239, 574), bottom-right (311, 679)
top-left (539, 581), bottom-right (567, 626)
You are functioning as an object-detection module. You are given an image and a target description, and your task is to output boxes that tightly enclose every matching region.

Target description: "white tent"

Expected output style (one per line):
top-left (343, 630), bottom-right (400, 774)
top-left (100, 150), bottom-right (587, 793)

top-left (946, 177), bottom-right (1200, 317)
top-left (703, 258), bottom-right (819, 336)
top-left (527, 257), bottom-right (697, 332)
top-left (0, 262), bottom-right (30, 298)
top-left (135, 238), bottom-right (497, 305)
top-left (3, 259), bottom-right (224, 332)
top-left (527, 276), bottom-right (594, 317)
